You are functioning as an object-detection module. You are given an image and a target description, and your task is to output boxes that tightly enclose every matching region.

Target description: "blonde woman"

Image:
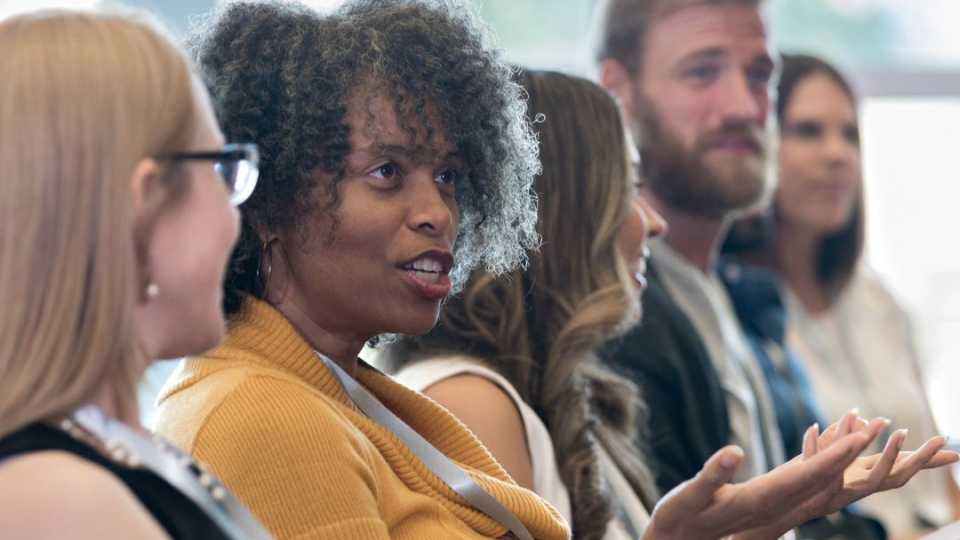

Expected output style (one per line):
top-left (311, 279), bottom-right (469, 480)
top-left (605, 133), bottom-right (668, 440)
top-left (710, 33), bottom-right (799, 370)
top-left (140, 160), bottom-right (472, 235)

top-left (0, 9), bottom-right (269, 540)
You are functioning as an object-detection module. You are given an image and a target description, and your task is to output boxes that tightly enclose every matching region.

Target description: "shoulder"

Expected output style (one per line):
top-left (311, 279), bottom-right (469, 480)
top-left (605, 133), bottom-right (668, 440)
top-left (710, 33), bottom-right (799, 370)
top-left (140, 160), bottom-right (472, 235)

top-left (157, 365), bottom-right (376, 476)
top-left (0, 452), bottom-right (168, 539)
top-left (846, 267), bottom-right (907, 314)
top-left (420, 367), bottom-right (537, 489)
top-left (423, 371), bottom-right (526, 432)
top-left (197, 372), bottom-right (370, 450)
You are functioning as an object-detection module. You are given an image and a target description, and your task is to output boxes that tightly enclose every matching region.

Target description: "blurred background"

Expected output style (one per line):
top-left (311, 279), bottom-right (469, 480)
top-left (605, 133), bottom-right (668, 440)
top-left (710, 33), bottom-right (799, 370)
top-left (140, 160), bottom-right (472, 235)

top-left (5, 0), bottom-right (959, 443)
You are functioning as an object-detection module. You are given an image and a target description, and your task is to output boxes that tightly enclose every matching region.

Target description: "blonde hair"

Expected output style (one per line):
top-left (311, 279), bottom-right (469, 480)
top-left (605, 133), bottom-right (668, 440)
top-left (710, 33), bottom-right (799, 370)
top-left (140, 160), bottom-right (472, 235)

top-left (0, 9), bottom-right (197, 437)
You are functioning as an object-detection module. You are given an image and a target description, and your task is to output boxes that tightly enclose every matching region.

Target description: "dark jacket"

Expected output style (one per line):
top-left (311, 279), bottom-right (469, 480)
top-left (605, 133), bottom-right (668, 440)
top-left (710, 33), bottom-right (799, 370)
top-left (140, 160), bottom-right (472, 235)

top-left (602, 262), bottom-right (730, 494)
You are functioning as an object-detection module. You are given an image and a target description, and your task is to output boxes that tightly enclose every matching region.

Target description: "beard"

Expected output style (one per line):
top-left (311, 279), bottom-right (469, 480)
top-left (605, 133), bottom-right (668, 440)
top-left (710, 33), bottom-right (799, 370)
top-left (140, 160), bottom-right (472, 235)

top-left (634, 93), bottom-right (775, 220)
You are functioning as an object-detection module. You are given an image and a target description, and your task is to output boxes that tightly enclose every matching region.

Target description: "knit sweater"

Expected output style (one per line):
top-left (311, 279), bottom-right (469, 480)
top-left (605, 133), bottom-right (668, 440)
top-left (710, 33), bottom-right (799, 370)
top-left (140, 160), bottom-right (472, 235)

top-left (153, 297), bottom-right (569, 540)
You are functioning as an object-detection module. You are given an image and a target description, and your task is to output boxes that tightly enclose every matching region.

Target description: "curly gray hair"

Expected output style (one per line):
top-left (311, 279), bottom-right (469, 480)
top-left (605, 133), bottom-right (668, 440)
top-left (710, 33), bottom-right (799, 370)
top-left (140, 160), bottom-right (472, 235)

top-left (191, 0), bottom-right (541, 316)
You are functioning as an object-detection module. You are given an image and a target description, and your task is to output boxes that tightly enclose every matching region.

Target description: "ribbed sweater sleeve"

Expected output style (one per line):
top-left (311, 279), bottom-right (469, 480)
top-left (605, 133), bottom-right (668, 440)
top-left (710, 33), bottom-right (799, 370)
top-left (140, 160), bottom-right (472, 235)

top-left (190, 374), bottom-right (390, 539)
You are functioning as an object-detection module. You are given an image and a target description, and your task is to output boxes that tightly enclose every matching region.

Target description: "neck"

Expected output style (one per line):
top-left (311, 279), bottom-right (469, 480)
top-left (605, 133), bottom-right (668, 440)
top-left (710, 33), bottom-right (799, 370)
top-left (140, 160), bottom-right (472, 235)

top-left (649, 194), bottom-right (729, 274)
top-left (776, 220), bottom-right (831, 314)
top-left (92, 378), bottom-right (146, 434)
top-left (274, 297), bottom-right (365, 375)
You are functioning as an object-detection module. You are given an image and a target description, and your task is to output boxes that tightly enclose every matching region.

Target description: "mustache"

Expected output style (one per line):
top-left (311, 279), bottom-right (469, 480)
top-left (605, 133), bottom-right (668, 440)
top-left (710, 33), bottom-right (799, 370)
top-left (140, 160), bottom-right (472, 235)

top-left (696, 122), bottom-right (766, 153)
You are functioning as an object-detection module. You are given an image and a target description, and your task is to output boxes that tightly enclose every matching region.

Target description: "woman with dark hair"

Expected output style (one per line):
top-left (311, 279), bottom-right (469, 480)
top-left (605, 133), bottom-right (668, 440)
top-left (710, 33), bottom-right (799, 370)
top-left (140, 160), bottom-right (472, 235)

top-left (0, 8), bottom-right (269, 540)
top-left (724, 53), bottom-right (960, 537)
top-left (385, 69), bottom-right (958, 540)
top-left (152, 1), bottom-right (568, 539)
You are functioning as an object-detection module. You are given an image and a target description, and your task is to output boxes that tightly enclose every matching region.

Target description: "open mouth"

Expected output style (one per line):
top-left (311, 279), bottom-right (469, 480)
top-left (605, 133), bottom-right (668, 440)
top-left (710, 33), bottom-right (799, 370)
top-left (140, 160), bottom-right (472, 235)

top-left (401, 257), bottom-right (447, 283)
top-left (398, 250), bottom-right (454, 301)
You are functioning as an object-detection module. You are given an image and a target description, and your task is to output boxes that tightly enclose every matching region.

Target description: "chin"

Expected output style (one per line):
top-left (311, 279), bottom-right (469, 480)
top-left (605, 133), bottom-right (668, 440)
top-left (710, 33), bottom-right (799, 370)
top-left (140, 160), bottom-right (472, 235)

top-left (392, 307), bottom-right (442, 337)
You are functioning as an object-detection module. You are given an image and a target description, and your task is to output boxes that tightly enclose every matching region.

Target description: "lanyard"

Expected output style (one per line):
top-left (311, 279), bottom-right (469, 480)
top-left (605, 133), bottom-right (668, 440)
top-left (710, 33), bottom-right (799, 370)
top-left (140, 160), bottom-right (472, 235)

top-left (318, 353), bottom-right (535, 540)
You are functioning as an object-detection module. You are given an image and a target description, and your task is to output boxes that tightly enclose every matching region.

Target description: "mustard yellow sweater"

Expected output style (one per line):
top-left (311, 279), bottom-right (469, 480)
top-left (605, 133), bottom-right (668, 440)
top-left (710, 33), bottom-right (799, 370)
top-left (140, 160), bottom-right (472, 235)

top-left (154, 298), bottom-right (569, 540)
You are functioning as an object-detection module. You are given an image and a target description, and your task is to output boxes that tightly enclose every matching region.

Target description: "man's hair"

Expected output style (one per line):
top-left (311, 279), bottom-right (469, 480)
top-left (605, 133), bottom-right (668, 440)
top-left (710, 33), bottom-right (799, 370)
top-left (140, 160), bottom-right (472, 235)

top-left (593, 0), bottom-right (763, 73)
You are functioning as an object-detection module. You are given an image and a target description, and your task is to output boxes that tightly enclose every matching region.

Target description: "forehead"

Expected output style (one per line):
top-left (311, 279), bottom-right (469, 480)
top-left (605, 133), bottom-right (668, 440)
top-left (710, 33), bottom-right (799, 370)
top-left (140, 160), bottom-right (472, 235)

top-left (644, 3), bottom-right (769, 67)
top-left (345, 88), bottom-right (457, 159)
top-left (786, 74), bottom-right (856, 120)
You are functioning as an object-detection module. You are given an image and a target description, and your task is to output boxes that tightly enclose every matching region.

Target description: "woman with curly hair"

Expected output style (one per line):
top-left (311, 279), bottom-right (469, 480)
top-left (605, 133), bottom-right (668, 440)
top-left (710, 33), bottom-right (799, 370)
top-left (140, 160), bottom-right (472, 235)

top-left (152, 1), bottom-right (567, 539)
top-left (384, 70), bottom-right (960, 540)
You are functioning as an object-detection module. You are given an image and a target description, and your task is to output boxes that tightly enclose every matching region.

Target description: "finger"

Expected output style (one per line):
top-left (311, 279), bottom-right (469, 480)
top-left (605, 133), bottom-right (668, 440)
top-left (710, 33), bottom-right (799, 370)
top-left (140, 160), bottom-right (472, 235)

top-left (679, 445), bottom-right (744, 512)
top-left (821, 410), bottom-right (857, 450)
top-left (921, 449), bottom-right (960, 469)
top-left (866, 429), bottom-right (906, 485)
top-left (799, 431), bottom-right (872, 492)
top-left (803, 423), bottom-right (820, 459)
top-left (858, 417), bottom-right (890, 450)
top-left (888, 435), bottom-right (948, 487)
top-left (851, 415), bottom-right (869, 432)
top-left (839, 409), bottom-right (857, 437)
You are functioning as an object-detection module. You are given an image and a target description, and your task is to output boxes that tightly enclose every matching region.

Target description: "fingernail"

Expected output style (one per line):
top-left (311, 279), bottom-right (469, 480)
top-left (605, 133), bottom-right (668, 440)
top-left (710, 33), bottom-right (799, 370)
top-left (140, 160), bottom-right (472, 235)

top-left (881, 417), bottom-right (892, 427)
top-left (721, 447), bottom-right (744, 468)
top-left (850, 407), bottom-right (861, 416)
top-left (812, 422), bottom-right (820, 434)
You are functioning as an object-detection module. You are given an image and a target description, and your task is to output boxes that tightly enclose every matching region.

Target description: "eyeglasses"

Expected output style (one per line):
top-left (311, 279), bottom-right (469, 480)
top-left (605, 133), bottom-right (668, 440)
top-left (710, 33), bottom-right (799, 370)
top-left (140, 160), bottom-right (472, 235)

top-left (160, 143), bottom-right (260, 206)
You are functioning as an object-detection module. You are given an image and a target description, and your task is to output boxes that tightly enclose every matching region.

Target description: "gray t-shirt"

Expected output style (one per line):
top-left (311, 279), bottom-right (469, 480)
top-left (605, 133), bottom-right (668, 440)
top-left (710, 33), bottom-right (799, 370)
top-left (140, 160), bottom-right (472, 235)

top-left (651, 240), bottom-right (785, 481)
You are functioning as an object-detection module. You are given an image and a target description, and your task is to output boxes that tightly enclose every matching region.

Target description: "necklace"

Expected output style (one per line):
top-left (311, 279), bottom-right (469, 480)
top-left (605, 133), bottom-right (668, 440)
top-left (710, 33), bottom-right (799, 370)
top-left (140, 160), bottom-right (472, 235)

top-left (56, 404), bottom-right (273, 540)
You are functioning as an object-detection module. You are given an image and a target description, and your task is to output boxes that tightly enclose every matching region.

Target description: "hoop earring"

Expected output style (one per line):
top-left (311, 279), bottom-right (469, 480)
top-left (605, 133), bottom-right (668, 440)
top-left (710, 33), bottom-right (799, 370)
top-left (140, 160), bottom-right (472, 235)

top-left (257, 238), bottom-right (276, 295)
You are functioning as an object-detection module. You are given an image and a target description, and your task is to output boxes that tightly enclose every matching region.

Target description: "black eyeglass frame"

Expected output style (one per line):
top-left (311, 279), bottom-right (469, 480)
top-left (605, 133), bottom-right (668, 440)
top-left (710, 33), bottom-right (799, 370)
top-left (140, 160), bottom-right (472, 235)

top-left (157, 143), bottom-right (260, 206)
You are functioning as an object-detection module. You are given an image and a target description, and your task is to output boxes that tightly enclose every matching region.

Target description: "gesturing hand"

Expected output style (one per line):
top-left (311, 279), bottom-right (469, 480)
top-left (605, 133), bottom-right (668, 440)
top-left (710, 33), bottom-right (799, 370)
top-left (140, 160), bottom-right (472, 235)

top-left (738, 412), bottom-right (959, 539)
top-left (789, 412), bottom-right (957, 523)
top-left (642, 416), bottom-right (885, 540)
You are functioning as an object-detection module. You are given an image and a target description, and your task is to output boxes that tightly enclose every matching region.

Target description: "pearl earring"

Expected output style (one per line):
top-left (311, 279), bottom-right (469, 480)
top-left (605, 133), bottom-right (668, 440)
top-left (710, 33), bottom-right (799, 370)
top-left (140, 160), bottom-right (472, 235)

top-left (145, 282), bottom-right (160, 299)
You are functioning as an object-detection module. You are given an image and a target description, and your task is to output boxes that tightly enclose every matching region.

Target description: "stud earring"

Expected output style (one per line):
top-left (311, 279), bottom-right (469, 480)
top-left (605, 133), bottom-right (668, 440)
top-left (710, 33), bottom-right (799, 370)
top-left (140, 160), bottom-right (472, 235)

top-left (145, 282), bottom-right (160, 299)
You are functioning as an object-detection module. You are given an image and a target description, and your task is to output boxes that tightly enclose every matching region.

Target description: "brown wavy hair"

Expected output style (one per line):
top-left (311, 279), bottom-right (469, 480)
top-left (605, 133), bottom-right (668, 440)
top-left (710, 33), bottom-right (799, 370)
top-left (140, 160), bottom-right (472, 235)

top-left (385, 70), bottom-right (659, 539)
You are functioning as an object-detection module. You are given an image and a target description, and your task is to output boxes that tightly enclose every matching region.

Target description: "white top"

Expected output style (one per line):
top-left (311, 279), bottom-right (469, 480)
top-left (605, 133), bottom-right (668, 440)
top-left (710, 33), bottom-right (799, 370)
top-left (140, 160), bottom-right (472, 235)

top-left (396, 356), bottom-right (650, 539)
top-left (652, 240), bottom-right (786, 481)
top-left (787, 268), bottom-right (954, 534)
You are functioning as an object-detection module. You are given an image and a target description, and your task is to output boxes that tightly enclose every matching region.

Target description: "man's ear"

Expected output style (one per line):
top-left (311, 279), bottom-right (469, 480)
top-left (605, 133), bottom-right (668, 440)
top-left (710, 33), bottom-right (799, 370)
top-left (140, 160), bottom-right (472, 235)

top-left (598, 58), bottom-right (638, 120)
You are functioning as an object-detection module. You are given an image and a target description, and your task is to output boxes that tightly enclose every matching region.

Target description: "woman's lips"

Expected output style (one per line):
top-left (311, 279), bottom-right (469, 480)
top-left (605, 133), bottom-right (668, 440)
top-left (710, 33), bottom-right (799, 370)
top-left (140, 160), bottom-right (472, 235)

top-left (401, 269), bottom-right (452, 301)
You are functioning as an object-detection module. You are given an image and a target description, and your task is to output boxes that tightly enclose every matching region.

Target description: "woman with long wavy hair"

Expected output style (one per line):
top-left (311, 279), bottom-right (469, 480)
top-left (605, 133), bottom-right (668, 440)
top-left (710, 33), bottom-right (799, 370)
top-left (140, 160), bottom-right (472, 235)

top-left (385, 70), bottom-right (959, 540)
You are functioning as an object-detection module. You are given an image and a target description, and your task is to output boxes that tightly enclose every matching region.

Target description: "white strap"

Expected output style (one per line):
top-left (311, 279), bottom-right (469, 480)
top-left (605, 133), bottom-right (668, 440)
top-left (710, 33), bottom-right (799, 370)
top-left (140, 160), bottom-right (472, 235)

top-left (319, 354), bottom-right (535, 540)
top-left (71, 405), bottom-right (273, 540)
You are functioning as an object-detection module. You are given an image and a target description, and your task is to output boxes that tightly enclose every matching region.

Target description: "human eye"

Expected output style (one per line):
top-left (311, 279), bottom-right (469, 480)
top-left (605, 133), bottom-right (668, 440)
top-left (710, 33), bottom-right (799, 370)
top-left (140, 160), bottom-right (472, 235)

top-left (786, 121), bottom-right (822, 140)
top-left (843, 124), bottom-right (861, 146)
top-left (681, 62), bottom-right (721, 86)
top-left (747, 66), bottom-right (773, 89)
top-left (367, 162), bottom-right (402, 188)
top-left (435, 168), bottom-right (460, 186)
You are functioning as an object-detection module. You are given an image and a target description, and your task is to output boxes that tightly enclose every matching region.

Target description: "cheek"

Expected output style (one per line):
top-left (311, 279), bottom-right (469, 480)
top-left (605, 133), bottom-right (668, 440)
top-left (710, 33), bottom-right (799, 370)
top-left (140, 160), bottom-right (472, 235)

top-left (617, 206), bottom-right (645, 257)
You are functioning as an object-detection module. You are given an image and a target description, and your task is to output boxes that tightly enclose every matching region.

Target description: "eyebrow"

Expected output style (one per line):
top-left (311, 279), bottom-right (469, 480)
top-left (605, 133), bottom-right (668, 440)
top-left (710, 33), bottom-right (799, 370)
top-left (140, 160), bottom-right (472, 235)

top-left (676, 47), bottom-right (726, 65)
top-left (675, 48), bottom-right (775, 70)
top-left (369, 143), bottom-right (461, 165)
